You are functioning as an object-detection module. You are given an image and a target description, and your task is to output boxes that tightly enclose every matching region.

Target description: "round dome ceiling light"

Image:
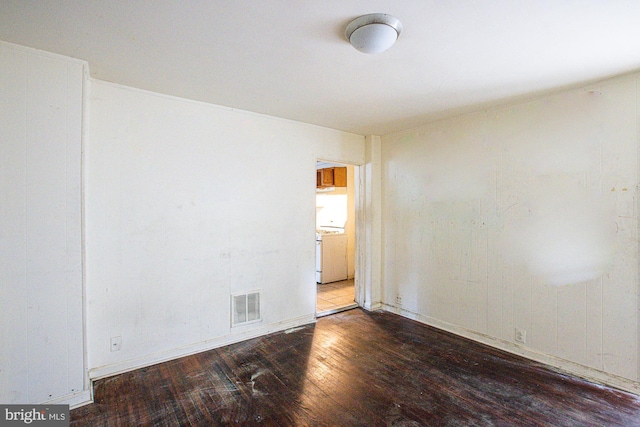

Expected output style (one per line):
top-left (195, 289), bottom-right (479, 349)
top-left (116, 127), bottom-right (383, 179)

top-left (345, 13), bottom-right (403, 54)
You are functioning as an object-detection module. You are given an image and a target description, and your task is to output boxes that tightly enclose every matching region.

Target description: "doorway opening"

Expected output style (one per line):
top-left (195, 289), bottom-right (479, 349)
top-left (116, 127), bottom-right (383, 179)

top-left (315, 160), bottom-right (358, 317)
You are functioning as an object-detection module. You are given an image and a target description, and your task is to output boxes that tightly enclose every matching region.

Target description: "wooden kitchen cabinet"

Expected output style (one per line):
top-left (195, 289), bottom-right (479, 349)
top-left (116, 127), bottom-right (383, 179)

top-left (319, 167), bottom-right (334, 187)
top-left (333, 167), bottom-right (347, 186)
top-left (317, 167), bottom-right (347, 188)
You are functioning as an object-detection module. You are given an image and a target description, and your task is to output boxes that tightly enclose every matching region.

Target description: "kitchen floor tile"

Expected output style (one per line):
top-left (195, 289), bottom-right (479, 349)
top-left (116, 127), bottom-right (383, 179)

top-left (316, 279), bottom-right (355, 315)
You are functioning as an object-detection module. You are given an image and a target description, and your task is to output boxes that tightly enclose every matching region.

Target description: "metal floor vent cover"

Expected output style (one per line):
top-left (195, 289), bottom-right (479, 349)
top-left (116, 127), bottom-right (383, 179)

top-left (232, 291), bottom-right (261, 327)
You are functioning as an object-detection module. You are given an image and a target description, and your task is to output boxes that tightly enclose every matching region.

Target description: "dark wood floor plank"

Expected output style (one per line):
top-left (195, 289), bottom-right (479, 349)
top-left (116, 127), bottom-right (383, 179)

top-left (71, 309), bottom-right (640, 426)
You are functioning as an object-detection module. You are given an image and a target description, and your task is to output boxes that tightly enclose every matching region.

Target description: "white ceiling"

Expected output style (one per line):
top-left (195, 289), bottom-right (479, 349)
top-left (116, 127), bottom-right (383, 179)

top-left (2, 1), bottom-right (640, 135)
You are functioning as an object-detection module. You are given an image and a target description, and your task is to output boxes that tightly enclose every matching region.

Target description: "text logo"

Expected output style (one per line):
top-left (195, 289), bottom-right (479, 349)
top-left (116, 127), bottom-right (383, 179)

top-left (1, 405), bottom-right (69, 426)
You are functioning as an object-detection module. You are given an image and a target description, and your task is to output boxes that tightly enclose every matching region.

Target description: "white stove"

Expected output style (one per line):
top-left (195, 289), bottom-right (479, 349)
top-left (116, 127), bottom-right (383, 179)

top-left (316, 229), bottom-right (344, 240)
top-left (316, 225), bottom-right (344, 239)
top-left (315, 227), bottom-right (347, 284)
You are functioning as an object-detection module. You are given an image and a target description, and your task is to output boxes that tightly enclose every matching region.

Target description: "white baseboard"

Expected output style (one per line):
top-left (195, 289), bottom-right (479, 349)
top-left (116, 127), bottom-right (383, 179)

top-left (89, 314), bottom-right (316, 381)
top-left (42, 390), bottom-right (92, 409)
top-left (361, 301), bottom-right (383, 311)
top-left (382, 303), bottom-right (640, 396)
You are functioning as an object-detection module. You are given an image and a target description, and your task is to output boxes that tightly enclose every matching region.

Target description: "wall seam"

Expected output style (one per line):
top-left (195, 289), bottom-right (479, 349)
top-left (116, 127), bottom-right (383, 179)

top-left (24, 51), bottom-right (31, 404)
top-left (636, 73), bottom-right (640, 381)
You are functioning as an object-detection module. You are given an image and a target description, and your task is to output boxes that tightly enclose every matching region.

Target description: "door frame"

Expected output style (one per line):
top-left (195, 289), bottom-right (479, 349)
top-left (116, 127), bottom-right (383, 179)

top-left (315, 160), bottom-right (360, 312)
top-left (315, 135), bottom-right (382, 313)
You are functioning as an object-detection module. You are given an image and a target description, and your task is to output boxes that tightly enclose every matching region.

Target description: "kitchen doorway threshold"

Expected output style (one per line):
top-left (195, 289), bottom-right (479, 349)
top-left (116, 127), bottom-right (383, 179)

top-left (316, 303), bottom-right (358, 318)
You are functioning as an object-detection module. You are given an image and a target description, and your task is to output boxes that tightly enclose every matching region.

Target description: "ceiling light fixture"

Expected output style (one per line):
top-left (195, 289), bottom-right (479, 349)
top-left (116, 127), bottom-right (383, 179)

top-left (345, 13), bottom-right (402, 54)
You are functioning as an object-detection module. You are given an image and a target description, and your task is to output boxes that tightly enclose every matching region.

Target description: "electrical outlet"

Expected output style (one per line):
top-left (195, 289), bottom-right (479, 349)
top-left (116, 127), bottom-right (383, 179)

top-left (514, 328), bottom-right (526, 344)
top-left (395, 294), bottom-right (402, 306)
top-left (110, 336), bottom-right (122, 352)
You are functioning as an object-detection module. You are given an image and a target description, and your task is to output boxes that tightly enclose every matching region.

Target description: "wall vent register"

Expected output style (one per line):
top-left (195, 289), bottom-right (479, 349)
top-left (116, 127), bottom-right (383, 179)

top-left (232, 291), bottom-right (262, 326)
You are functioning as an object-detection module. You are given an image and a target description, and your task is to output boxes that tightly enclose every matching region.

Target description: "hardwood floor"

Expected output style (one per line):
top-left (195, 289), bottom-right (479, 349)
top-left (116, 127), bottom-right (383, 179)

top-left (72, 309), bottom-right (640, 426)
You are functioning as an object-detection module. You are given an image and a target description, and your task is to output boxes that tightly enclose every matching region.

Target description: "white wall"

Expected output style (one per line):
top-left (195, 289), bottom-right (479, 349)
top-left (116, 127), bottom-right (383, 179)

top-left (0, 42), bottom-right (87, 404)
top-left (381, 73), bottom-right (640, 392)
top-left (356, 135), bottom-right (383, 310)
top-left (86, 81), bottom-right (365, 377)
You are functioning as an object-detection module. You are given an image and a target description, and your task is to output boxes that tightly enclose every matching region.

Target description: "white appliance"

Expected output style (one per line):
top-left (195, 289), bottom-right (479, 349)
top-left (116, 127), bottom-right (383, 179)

top-left (316, 229), bottom-right (348, 284)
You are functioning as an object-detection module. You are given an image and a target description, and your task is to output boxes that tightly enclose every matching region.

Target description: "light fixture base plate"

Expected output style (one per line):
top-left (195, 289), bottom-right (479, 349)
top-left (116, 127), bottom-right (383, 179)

top-left (345, 13), bottom-right (403, 41)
